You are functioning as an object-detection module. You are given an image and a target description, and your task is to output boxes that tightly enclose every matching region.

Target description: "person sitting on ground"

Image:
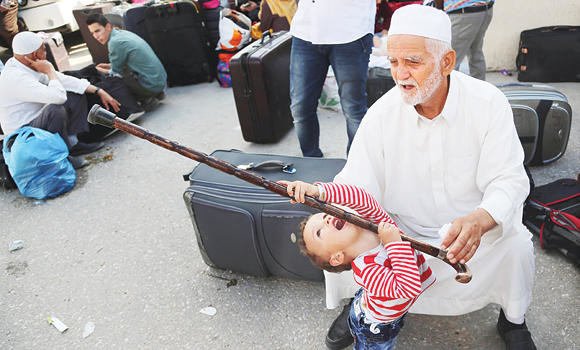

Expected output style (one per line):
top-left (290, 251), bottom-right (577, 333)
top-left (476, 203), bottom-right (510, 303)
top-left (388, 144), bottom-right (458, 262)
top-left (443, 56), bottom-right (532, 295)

top-left (86, 14), bottom-right (167, 111)
top-left (0, 31), bottom-right (120, 168)
top-left (281, 180), bottom-right (435, 350)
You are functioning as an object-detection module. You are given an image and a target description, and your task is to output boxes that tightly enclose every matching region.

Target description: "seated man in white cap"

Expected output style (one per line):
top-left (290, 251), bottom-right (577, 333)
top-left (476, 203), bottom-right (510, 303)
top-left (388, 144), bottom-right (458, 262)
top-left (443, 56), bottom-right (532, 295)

top-left (322, 5), bottom-right (536, 350)
top-left (0, 31), bottom-right (121, 167)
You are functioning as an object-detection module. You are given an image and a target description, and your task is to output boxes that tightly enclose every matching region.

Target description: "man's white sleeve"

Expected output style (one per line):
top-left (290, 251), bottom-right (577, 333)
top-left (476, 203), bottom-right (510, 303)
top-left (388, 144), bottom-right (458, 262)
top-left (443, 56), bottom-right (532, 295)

top-left (56, 71), bottom-right (90, 94)
top-left (476, 92), bottom-right (530, 227)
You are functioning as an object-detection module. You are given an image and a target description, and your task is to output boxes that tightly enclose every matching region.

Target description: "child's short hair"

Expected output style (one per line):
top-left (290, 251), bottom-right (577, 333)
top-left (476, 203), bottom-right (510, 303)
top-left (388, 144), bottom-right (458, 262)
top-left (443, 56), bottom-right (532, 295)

top-left (297, 217), bottom-right (352, 273)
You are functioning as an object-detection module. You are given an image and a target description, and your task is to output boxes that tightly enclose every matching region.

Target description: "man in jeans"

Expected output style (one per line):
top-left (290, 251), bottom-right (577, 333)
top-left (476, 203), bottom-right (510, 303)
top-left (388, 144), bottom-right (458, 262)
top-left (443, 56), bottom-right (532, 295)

top-left (289, 1), bottom-right (375, 158)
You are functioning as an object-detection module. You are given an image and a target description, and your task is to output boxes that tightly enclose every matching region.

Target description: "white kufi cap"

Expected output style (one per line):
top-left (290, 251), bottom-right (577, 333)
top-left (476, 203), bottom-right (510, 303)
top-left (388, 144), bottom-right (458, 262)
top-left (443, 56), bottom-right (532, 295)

top-left (12, 31), bottom-right (43, 55)
top-left (388, 4), bottom-right (452, 45)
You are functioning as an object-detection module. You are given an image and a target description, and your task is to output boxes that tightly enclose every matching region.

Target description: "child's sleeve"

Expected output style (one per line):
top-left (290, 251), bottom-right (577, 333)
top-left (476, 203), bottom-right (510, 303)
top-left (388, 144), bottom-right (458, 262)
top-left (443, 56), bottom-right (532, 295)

top-left (316, 182), bottom-right (396, 225)
top-left (352, 242), bottom-right (422, 299)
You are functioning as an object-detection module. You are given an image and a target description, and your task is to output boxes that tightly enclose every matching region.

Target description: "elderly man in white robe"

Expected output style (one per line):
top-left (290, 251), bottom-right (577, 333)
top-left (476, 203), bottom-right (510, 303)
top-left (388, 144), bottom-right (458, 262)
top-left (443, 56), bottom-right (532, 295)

top-left (0, 32), bottom-right (121, 167)
top-left (322, 5), bottom-right (536, 350)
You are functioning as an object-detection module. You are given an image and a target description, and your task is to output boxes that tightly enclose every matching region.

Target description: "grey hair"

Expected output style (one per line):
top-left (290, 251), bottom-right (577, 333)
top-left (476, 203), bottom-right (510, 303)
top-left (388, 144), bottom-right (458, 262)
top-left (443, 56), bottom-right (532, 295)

top-left (425, 38), bottom-right (452, 62)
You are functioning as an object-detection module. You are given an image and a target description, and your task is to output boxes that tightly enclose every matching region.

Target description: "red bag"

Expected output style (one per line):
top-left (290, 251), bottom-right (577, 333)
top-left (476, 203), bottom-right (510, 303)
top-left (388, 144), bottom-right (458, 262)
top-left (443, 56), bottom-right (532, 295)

top-left (199, 0), bottom-right (220, 9)
top-left (375, 0), bottom-right (422, 33)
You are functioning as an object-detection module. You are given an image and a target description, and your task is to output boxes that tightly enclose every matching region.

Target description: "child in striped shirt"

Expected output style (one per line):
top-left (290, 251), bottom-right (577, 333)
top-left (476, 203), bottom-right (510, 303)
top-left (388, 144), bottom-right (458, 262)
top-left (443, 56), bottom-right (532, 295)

top-left (281, 180), bottom-right (435, 350)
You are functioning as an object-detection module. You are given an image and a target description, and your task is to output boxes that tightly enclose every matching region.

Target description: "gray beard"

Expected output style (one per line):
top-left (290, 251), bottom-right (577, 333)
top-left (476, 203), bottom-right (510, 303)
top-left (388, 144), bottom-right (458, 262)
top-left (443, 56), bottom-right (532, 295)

top-left (398, 67), bottom-right (443, 106)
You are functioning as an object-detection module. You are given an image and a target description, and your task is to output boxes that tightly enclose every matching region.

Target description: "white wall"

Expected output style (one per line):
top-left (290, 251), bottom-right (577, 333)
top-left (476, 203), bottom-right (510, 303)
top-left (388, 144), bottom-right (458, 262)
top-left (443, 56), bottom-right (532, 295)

top-left (482, 0), bottom-right (580, 71)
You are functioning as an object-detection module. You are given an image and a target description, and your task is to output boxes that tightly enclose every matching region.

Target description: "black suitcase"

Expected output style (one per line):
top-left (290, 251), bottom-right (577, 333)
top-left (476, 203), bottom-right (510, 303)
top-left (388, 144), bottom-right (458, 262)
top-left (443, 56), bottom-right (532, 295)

top-left (516, 26), bottom-right (580, 82)
top-left (201, 6), bottom-right (221, 77)
top-left (201, 6), bottom-right (221, 51)
top-left (498, 83), bottom-right (572, 165)
top-left (230, 31), bottom-right (293, 143)
top-left (183, 149), bottom-right (347, 281)
top-left (524, 175), bottom-right (580, 265)
top-left (145, 1), bottom-right (212, 86)
top-left (72, 2), bottom-right (116, 64)
top-left (366, 67), bottom-right (395, 107)
top-left (124, 4), bottom-right (152, 46)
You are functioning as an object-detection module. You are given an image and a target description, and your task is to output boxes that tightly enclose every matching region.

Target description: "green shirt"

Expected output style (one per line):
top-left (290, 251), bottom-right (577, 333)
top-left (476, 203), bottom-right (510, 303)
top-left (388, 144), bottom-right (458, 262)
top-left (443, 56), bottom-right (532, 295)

top-left (108, 29), bottom-right (167, 93)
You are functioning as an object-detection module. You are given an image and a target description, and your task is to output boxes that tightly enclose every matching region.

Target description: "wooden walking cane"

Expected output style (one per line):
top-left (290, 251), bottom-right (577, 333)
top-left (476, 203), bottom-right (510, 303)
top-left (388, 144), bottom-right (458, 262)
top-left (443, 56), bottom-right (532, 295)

top-left (88, 105), bottom-right (472, 283)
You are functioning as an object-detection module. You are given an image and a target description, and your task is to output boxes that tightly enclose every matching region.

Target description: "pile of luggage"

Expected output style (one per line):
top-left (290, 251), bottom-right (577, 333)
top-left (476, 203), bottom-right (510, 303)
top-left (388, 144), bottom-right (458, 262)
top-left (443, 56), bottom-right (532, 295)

top-left (74, 1), bottom-right (221, 86)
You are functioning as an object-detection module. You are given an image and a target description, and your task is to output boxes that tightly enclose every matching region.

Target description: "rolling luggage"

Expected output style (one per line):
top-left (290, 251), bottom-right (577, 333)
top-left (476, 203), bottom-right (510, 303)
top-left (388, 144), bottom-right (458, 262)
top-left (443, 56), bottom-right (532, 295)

top-left (145, 1), bottom-right (212, 86)
top-left (366, 67), bottom-right (395, 107)
top-left (201, 6), bottom-right (222, 78)
top-left (42, 32), bottom-right (71, 72)
top-left (72, 2), bottom-right (116, 64)
top-left (230, 31), bottom-right (293, 143)
top-left (123, 4), bottom-right (152, 45)
top-left (524, 174), bottom-right (580, 265)
top-left (498, 83), bottom-right (572, 165)
top-left (516, 26), bottom-right (580, 82)
top-left (183, 149), bottom-right (347, 281)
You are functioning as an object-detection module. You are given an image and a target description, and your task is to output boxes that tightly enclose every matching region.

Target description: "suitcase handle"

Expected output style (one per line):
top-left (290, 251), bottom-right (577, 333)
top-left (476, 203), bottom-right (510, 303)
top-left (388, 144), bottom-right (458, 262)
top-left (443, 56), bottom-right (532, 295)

top-left (236, 160), bottom-right (296, 174)
top-left (260, 31), bottom-right (272, 44)
top-left (496, 82), bottom-right (553, 90)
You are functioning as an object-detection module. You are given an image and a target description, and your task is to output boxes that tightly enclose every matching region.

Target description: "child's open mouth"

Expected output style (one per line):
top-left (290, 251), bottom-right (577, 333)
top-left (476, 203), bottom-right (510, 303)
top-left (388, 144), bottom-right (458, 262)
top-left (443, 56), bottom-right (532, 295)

top-left (332, 218), bottom-right (345, 230)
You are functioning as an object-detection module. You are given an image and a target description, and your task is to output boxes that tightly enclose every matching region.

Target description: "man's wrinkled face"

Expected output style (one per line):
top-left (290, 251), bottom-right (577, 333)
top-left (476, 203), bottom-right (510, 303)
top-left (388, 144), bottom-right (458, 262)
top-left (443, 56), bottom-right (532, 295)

top-left (88, 22), bottom-right (112, 45)
top-left (387, 35), bottom-right (444, 105)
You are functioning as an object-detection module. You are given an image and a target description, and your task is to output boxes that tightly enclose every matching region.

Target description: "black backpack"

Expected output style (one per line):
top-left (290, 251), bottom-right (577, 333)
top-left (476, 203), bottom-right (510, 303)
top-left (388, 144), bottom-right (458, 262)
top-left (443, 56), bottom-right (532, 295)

top-left (523, 173), bottom-right (580, 265)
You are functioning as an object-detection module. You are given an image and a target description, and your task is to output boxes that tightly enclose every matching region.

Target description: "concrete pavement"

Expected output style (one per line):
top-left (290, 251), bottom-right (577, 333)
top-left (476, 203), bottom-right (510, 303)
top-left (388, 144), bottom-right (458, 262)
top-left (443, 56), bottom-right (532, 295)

top-left (0, 42), bottom-right (578, 349)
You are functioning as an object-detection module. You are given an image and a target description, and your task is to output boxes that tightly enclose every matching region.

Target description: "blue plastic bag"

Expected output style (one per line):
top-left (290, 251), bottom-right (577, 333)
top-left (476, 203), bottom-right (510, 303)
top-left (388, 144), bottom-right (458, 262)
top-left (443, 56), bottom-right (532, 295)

top-left (2, 127), bottom-right (76, 199)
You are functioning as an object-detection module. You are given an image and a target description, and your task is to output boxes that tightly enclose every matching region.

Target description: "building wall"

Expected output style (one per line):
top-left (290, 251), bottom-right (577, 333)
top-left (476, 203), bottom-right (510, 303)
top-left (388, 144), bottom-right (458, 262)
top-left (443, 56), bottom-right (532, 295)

top-left (482, 0), bottom-right (580, 71)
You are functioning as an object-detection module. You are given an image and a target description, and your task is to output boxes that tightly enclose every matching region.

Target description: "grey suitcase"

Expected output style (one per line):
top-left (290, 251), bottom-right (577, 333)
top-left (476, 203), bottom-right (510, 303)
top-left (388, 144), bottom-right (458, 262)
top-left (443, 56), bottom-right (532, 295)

top-left (183, 149), bottom-right (346, 281)
top-left (499, 83), bottom-right (572, 165)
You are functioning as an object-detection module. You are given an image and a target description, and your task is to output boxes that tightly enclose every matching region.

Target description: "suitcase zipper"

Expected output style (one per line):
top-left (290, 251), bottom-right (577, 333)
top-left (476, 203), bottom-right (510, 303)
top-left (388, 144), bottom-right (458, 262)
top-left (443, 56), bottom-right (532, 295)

top-left (189, 184), bottom-right (288, 204)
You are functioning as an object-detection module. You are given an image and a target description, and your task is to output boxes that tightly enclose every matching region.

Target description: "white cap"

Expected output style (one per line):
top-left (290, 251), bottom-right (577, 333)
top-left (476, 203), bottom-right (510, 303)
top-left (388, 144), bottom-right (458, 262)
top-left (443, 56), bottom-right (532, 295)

top-left (388, 4), bottom-right (452, 45)
top-left (12, 31), bottom-right (43, 55)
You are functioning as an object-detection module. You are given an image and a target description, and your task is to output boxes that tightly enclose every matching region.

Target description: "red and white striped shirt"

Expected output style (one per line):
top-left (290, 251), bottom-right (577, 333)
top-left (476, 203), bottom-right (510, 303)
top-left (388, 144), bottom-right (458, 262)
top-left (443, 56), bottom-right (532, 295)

top-left (318, 182), bottom-right (436, 324)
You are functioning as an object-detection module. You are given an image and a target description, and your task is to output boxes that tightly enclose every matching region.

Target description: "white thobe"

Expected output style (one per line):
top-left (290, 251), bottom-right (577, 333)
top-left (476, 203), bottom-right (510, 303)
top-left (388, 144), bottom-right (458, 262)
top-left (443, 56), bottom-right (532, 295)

top-left (326, 71), bottom-right (535, 322)
top-left (290, 0), bottom-right (376, 45)
top-left (0, 57), bottom-right (90, 135)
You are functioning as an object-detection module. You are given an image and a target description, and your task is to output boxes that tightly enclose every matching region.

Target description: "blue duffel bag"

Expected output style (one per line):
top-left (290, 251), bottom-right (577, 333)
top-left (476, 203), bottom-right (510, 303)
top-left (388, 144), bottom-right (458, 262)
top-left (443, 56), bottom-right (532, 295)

top-left (2, 127), bottom-right (76, 199)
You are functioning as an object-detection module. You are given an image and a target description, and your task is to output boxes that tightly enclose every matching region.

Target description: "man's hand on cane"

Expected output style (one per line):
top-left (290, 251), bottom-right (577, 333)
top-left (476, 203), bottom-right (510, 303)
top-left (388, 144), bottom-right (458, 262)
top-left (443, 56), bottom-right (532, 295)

top-left (441, 208), bottom-right (497, 264)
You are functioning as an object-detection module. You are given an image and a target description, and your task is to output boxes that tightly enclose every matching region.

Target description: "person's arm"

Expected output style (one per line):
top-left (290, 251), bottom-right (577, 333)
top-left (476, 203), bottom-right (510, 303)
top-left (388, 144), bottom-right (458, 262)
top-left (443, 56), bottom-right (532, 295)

top-left (240, 0), bottom-right (258, 12)
top-left (19, 57), bottom-right (67, 104)
top-left (352, 241), bottom-right (422, 299)
top-left (442, 93), bottom-right (530, 264)
top-left (85, 84), bottom-right (121, 113)
top-left (433, 0), bottom-right (444, 9)
top-left (280, 180), bottom-right (397, 226)
top-left (317, 182), bottom-right (397, 226)
top-left (56, 71), bottom-right (90, 94)
top-left (95, 63), bottom-right (112, 75)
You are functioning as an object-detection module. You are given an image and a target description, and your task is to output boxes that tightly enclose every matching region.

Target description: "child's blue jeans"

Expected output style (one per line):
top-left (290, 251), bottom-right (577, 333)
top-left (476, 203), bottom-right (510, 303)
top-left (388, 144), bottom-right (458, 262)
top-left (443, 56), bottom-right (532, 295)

top-left (348, 288), bottom-right (406, 350)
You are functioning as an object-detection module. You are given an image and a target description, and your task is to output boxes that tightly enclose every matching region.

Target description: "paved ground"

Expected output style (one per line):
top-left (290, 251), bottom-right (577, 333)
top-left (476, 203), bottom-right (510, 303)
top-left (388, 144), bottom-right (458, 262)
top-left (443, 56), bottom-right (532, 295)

top-left (0, 35), bottom-right (578, 349)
